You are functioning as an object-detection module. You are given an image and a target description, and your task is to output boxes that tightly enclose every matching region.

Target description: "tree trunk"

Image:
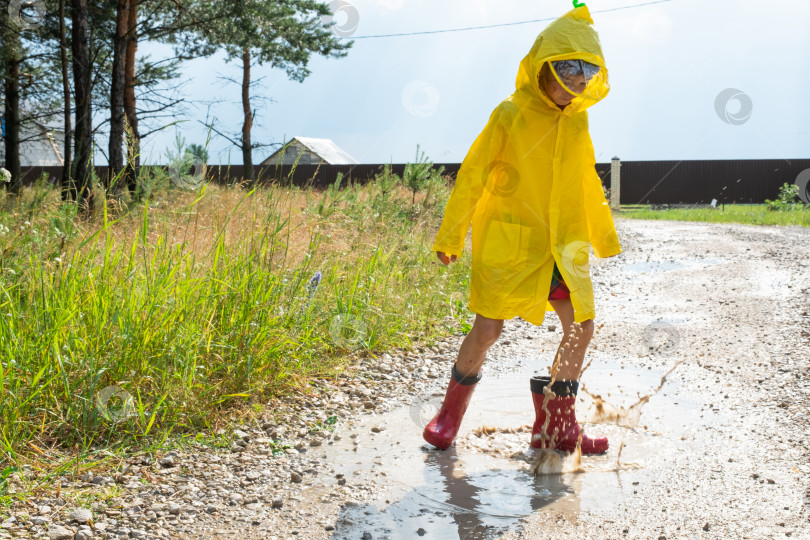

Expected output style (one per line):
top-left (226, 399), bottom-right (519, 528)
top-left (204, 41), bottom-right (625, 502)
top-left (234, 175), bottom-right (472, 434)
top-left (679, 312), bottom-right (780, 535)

top-left (241, 48), bottom-right (254, 183)
top-left (123, 0), bottom-right (140, 197)
top-left (108, 0), bottom-right (130, 193)
top-left (71, 0), bottom-right (94, 215)
top-left (3, 30), bottom-right (22, 195)
top-left (59, 0), bottom-right (74, 200)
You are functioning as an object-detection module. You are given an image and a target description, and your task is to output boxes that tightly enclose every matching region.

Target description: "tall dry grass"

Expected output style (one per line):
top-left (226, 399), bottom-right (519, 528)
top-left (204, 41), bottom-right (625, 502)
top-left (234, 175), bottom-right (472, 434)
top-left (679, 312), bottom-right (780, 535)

top-left (0, 171), bottom-right (471, 482)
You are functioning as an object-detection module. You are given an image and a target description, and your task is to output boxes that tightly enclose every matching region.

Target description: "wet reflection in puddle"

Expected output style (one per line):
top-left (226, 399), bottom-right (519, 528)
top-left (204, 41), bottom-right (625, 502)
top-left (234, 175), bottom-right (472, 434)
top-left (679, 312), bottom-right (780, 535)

top-left (332, 450), bottom-right (574, 539)
top-left (318, 358), bottom-right (706, 539)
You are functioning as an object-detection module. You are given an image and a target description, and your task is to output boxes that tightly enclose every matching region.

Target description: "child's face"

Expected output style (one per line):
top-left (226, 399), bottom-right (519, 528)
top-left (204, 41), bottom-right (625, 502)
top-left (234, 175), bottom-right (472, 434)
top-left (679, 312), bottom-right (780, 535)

top-left (542, 73), bottom-right (584, 108)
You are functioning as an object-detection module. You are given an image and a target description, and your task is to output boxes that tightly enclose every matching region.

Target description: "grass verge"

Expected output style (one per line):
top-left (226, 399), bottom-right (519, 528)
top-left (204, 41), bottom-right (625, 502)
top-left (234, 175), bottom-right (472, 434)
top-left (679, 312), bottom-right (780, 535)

top-left (0, 174), bottom-right (472, 499)
top-left (619, 204), bottom-right (810, 227)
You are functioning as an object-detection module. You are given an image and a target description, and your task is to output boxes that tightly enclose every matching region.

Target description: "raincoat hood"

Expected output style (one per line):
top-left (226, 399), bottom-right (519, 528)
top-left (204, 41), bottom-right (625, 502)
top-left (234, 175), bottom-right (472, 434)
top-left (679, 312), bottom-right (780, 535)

top-left (515, 6), bottom-right (609, 115)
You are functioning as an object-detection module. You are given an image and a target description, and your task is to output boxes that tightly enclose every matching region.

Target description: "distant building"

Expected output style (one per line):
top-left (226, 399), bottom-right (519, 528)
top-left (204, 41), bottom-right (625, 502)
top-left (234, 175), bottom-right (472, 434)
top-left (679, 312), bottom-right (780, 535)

top-left (0, 107), bottom-right (65, 167)
top-left (261, 136), bottom-right (358, 166)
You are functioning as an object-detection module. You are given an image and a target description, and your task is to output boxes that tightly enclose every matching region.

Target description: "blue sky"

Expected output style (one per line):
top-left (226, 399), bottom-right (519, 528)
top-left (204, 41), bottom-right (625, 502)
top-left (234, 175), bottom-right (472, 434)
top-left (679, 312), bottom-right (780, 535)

top-left (139, 0), bottom-right (810, 165)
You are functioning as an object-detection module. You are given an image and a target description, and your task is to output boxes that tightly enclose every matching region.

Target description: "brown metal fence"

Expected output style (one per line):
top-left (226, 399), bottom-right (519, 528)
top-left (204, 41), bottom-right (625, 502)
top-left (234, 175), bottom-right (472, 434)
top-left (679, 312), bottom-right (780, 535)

top-left (14, 158), bottom-right (810, 205)
top-left (617, 159), bottom-right (810, 205)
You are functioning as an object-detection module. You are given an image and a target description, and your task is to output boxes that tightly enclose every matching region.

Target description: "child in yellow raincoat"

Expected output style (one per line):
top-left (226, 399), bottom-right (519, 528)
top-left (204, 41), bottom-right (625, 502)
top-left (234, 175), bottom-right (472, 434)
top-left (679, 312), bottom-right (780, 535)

top-left (424, 4), bottom-right (622, 454)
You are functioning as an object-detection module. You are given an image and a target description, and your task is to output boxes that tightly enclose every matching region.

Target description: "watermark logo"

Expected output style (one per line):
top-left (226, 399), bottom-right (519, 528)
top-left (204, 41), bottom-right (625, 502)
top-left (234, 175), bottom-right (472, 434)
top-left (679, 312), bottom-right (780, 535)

top-left (401, 80), bottom-right (440, 118)
top-left (169, 158), bottom-right (206, 190)
top-left (323, 0), bottom-right (359, 38)
top-left (328, 312), bottom-right (367, 350)
top-left (715, 88), bottom-right (753, 125)
top-left (8, 0), bottom-right (45, 30)
top-left (96, 385), bottom-right (136, 423)
top-left (481, 161), bottom-right (520, 198)
top-left (642, 320), bottom-right (680, 357)
top-left (409, 393), bottom-right (442, 429)
top-left (561, 241), bottom-right (591, 280)
top-left (795, 168), bottom-right (810, 204)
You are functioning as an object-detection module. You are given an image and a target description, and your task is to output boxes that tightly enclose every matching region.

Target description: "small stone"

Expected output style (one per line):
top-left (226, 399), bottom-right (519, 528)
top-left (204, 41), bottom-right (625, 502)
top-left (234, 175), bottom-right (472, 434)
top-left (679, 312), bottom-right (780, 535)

top-left (271, 498), bottom-right (283, 509)
top-left (167, 503), bottom-right (181, 515)
top-left (325, 525), bottom-right (335, 531)
top-left (47, 525), bottom-right (74, 540)
top-left (370, 426), bottom-right (385, 433)
top-left (75, 530), bottom-right (94, 540)
top-left (291, 472), bottom-right (303, 483)
top-left (69, 508), bottom-right (92, 524)
top-left (417, 528), bottom-right (427, 536)
top-left (362, 533), bottom-right (372, 540)
top-left (547, 325), bottom-right (556, 332)
top-left (337, 478), bottom-right (346, 486)
top-left (363, 401), bottom-right (375, 409)
top-left (205, 505), bottom-right (218, 514)
top-left (231, 443), bottom-right (244, 453)
top-left (233, 429), bottom-right (250, 442)
top-left (159, 455), bottom-right (175, 468)
top-left (703, 523), bottom-right (710, 531)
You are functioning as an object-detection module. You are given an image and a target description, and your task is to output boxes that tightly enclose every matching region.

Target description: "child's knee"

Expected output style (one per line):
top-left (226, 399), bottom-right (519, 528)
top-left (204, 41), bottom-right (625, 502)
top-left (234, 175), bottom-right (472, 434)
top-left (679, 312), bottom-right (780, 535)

top-left (473, 318), bottom-right (503, 346)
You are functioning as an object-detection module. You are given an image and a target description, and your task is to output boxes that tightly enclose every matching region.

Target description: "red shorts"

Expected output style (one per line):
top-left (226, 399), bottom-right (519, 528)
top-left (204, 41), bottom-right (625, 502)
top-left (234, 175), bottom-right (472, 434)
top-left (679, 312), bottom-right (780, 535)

top-left (548, 262), bottom-right (571, 300)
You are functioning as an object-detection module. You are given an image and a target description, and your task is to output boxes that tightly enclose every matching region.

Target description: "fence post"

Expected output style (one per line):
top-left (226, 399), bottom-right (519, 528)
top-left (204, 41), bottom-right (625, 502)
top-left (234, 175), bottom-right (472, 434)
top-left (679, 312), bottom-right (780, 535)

top-left (610, 156), bottom-right (621, 209)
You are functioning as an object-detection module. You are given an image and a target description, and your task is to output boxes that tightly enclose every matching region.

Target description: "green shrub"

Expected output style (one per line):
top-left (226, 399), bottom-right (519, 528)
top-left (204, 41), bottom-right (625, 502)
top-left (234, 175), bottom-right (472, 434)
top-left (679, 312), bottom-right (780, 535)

top-left (765, 183), bottom-right (800, 211)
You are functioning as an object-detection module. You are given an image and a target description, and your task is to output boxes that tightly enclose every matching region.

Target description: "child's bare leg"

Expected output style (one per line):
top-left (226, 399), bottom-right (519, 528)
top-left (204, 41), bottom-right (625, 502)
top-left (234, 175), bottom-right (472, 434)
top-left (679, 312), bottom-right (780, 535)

top-left (453, 313), bottom-right (504, 377)
top-left (548, 298), bottom-right (594, 381)
top-left (533, 297), bottom-right (607, 454)
top-left (422, 313), bottom-right (502, 449)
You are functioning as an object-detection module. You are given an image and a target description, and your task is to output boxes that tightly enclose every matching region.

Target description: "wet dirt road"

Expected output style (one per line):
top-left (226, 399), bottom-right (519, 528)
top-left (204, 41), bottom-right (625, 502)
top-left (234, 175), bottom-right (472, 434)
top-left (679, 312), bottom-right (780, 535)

top-left (301, 219), bottom-right (810, 540)
top-left (8, 219), bottom-right (808, 540)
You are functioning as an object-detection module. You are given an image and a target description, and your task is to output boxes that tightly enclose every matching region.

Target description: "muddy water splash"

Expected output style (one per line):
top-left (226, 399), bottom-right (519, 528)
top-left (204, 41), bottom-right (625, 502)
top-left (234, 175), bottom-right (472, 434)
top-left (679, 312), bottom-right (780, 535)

top-left (530, 445), bottom-right (584, 476)
top-left (584, 360), bottom-right (685, 429)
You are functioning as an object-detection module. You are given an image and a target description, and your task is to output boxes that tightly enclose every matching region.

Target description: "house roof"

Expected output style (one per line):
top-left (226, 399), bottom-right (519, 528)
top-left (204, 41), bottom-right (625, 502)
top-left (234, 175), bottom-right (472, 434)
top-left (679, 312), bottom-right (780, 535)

top-left (269, 136), bottom-right (359, 165)
top-left (0, 105), bottom-right (64, 134)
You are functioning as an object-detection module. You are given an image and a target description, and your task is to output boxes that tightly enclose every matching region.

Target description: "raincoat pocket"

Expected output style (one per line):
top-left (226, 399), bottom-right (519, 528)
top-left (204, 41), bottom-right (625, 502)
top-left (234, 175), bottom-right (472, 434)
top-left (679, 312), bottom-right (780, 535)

top-left (480, 220), bottom-right (528, 268)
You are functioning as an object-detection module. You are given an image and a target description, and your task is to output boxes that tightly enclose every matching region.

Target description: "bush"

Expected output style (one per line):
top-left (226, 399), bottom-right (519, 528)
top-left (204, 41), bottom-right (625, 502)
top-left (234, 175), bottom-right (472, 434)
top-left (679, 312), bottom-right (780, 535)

top-left (764, 183), bottom-right (800, 211)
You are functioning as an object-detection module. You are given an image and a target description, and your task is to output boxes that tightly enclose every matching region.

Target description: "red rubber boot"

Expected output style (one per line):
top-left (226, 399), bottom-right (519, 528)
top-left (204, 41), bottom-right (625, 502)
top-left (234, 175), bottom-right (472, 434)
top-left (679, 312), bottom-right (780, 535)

top-left (423, 364), bottom-right (482, 449)
top-left (529, 375), bottom-right (608, 455)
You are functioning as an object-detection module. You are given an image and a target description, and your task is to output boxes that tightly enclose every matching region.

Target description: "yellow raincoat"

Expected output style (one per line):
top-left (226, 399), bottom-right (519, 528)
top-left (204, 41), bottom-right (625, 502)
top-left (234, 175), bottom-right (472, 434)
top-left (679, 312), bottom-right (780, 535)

top-left (432, 5), bottom-right (621, 325)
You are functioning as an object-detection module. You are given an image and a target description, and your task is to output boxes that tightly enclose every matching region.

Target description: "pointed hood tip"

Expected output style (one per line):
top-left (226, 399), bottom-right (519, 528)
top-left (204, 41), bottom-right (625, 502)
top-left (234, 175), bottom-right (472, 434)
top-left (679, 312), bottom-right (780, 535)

top-left (570, 5), bottom-right (594, 24)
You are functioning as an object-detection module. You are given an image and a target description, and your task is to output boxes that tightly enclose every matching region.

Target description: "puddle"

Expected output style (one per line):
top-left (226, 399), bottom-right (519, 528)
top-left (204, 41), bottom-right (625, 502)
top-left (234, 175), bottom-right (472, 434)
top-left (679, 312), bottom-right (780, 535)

top-left (306, 358), bottom-right (712, 539)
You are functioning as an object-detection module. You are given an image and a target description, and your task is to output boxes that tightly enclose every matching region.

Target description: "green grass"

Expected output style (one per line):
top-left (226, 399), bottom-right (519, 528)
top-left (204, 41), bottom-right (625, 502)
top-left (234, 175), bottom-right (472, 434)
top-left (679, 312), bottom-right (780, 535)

top-left (619, 204), bottom-right (810, 227)
top-left (0, 173), bottom-right (471, 487)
